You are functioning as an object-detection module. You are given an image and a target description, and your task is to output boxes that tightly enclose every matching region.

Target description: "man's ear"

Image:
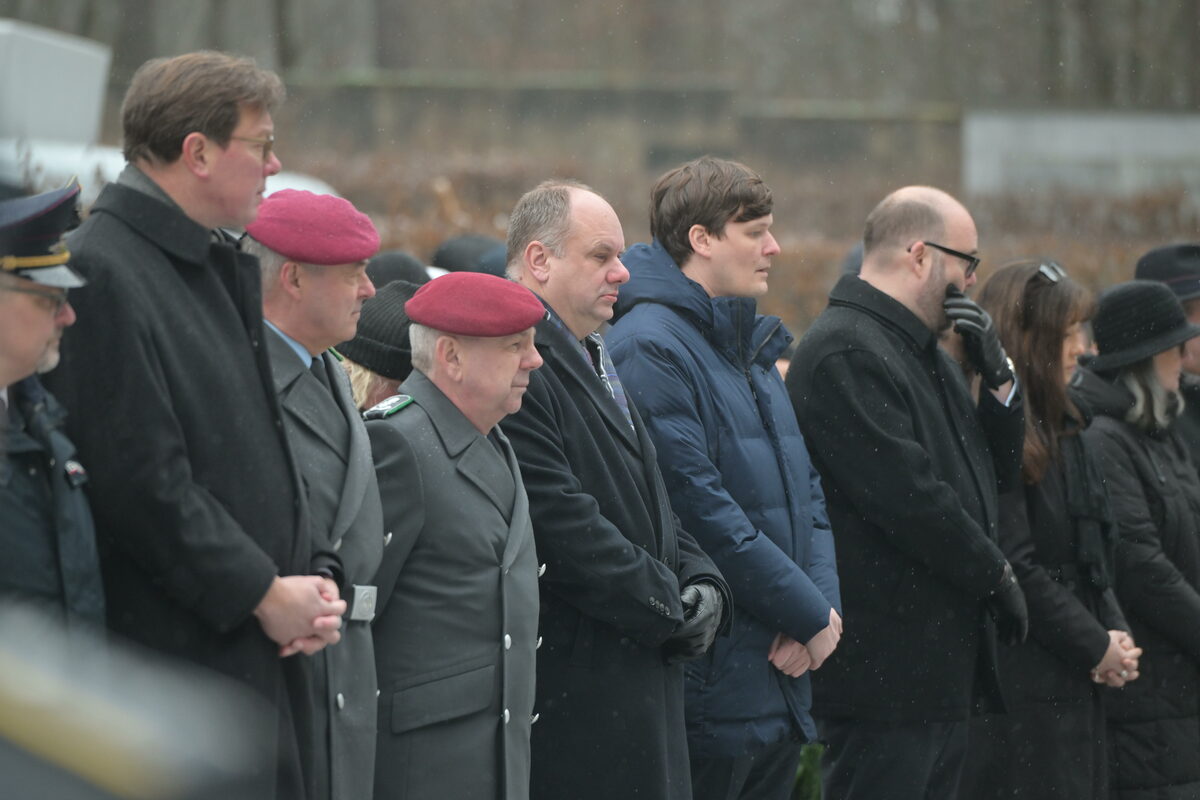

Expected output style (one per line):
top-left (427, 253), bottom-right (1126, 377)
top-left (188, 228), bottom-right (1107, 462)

top-left (279, 261), bottom-right (305, 298)
top-left (687, 224), bottom-right (714, 259)
top-left (525, 241), bottom-right (553, 283)
top-left (435, 334), bottom-right (461, 379)
top-left (906, 240), bottom-right (930, 278)
top-left (179, 132), bottom-right (212, 178)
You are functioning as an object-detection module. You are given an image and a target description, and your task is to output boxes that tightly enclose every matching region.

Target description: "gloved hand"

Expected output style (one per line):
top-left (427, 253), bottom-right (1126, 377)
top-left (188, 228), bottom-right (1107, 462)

top-left (664, 581), bottom-right (725, 664)
top-left (985, 561), bottom-right (1029, 646)
top-left (943, 289), bottom-right (1014, 389)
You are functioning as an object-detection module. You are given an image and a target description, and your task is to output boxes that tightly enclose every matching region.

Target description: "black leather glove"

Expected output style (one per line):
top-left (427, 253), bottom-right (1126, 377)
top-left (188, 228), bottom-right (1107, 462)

top-left (663, 582), bottom-right (724, 664)
top-left (986, 561), bottom-right (1029, 646)
top-left (943, 289), bottom-right (1014, 390)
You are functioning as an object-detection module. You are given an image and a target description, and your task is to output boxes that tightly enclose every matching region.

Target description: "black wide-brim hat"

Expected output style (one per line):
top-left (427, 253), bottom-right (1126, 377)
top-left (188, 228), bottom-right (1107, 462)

top-left (336, 279), bottom-right (422, 381)
top-left (1090, 279), bottom-right (1200, 373)
top-left (1135, 243), bottom-right (1200, 303)
top-left (0, 178), bottom-right (85, 288)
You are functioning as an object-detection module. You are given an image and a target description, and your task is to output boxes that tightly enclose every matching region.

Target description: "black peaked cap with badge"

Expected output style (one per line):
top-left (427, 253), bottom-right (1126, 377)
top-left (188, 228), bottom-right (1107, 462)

top-left (0, 179), bottom-right (84, 288)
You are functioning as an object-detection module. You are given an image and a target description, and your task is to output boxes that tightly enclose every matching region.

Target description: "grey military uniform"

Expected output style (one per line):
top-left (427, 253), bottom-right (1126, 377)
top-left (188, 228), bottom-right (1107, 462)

top-left (265, 329), bottom-right (384, 800)
top-left (367, 370), bottom-right (540, 800)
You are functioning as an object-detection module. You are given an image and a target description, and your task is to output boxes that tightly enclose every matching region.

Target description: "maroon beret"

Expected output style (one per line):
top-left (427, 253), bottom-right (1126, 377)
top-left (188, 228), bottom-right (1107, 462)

top-left (246, 189), bottom-right (379, 265)
top-left (405, 272), bottom-right (545, 337)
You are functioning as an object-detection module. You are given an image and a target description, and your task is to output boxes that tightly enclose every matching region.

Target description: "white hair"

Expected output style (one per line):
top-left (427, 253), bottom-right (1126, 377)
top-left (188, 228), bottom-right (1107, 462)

top-left (241, 235), bottom-right (289, 289)
top-left (1119, 356), bottom-right (1185, 433)
top-left (408, 323), bottom-right (439, 373)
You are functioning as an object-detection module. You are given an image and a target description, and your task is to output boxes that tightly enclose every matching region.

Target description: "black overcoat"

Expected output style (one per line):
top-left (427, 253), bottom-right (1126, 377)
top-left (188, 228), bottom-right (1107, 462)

top-left (1073, 367), bottom-right (1200, 798)
top-left (786, 274), bottom-right (1023, 722)
top-left (502, 313), bottom-right (727, 800)
top-left (45, 181), bottom-right (313, 798)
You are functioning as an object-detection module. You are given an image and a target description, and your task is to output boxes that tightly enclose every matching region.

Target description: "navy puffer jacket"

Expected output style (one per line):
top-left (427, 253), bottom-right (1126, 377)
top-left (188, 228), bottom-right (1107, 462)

top-left (608, 240), bottom-right (840, 756)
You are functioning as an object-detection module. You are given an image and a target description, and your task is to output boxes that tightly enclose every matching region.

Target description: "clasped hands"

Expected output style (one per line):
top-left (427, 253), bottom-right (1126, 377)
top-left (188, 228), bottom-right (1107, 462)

top-left (768, 608), bottom-right (843, 678)
top-left (1091, 630), bottom-right (1141, 688)
top-left (254, 575), bottom-right (346, 658)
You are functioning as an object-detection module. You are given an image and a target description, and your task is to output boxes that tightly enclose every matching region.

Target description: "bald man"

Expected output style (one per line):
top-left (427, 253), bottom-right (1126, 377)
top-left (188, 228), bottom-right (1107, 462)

top-left (786, 186), bottom-right (1028, 799)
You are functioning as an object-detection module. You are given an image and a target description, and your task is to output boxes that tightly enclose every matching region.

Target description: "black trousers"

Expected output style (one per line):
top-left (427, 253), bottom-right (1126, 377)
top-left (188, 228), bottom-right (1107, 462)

top-left (818, 717), bottom-right (968, 800)
top-left (690, 738), bottom-right (805, 800)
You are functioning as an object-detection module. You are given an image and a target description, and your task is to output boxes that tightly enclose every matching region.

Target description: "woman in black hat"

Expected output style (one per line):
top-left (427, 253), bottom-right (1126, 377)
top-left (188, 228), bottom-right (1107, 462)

top-left (337, 280), bottom-right (421, 412)
top-left (1071, 279), bottom-right (1200, 799)
top-left (959, 261), bottom-right (1139, 800)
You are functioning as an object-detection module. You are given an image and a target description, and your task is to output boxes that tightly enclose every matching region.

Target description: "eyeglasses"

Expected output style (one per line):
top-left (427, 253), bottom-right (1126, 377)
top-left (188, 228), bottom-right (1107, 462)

top-left (1033, 261), bottom-right (1067, 283)
top-left (231, 134), bottom-right (275, 163)
top-left (922, 241), bottom-right (981, 279)
top-left (2, 283), bottom-right (69, 313)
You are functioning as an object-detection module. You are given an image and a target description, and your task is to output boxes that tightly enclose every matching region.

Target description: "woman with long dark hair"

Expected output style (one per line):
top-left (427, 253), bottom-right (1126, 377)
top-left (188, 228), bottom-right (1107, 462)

top-left (960, 260), bottom-right (1140, 799)
top-left (1072, 280), bottom-right (1200, 798)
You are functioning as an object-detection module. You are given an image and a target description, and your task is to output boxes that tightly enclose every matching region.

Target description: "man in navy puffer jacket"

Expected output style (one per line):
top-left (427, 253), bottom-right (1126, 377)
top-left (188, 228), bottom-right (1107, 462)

top-left (609, 157), bottom-right (841, 800)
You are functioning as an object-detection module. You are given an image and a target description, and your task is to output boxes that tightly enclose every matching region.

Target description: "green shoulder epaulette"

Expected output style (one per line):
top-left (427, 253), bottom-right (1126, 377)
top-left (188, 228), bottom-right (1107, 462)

top-left (364, 394), bottom-right (414, 420)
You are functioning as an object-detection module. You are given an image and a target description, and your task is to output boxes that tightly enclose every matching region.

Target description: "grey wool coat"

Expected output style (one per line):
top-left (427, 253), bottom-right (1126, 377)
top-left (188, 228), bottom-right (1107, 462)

top-left (366, 370), bottom-right (539, 800)
top-left (265, 330), bottom-right (384, 800)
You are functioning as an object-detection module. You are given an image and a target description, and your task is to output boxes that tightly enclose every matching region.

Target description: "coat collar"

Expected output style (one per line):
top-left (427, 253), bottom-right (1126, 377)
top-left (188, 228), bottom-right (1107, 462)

top-left (400, 370), bottom-right (516, 516)
top-left (828, 273), bottom-right (937, 353)
top-left (534, 308), bottom-right (640, 452)
top-left (616, 239), bottom-right (792, 367)
top-left (89, 181), bottom-right (218, 267)
top-left (266, 328), bottom-right (346, 457)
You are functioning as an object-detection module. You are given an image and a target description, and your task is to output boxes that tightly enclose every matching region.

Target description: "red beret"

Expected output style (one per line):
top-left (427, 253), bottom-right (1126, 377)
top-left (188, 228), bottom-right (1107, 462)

top-left (405, 272), bottom-right (545, 337)
top-left (246, 189), bottom-right (379, 265)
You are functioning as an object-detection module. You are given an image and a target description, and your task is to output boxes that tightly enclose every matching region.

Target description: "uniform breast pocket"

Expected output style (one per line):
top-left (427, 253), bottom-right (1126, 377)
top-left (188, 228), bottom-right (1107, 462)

top-left (390, 661), bottom-right (495, 734)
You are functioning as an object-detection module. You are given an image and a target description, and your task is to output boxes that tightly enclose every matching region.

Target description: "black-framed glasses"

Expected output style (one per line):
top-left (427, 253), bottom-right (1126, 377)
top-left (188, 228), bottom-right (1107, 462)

top-left (2, 283), bottom-right (69, 313)
top-left (231, 134), bottom-right (275, 163)
top-left (1032, 261), bottom-right (1067, 283)
top-left (922, 241), bottom-right (981, 278)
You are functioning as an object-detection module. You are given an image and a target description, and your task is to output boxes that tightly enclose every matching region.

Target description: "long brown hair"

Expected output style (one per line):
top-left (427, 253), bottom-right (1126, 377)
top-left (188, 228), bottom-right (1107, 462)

top-left (976, 260), bottom-right (1096, 483)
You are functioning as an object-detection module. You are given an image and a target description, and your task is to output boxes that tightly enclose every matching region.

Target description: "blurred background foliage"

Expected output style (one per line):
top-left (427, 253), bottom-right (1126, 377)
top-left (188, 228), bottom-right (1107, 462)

top-left (4, 0), bottom-right (1197, 335)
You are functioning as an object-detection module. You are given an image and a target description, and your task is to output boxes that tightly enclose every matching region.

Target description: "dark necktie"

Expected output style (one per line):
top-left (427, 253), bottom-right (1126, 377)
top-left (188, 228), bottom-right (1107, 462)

top-left (310, 357), bottom-right (333, 394)
top-left (585, 333), bottom-right (633, 431)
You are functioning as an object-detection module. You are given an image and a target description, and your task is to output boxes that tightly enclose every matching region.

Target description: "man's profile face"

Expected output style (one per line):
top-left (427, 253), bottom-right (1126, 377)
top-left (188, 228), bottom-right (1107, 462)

top-left (0, 277), bottom-right (75, 379)
top-left (297, 260), bottom-right (375, 352)
top-left (454, 327), bottom-right (543, 430)
top-left (542, 190), bottom-right (628, 339)
top-left (919, 206), bottom-right (979, 332)
top-left (209, 105), bottom-right (282, 229)
top-left (703, 214), bottom-right (780, 298)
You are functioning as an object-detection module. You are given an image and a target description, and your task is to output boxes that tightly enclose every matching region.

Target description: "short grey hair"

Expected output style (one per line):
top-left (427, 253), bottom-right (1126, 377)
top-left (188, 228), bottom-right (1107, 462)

top-left (241, 235), bottom-right (289, 289)
top-left (408, 322), bottom-right (438, 373)
top-left (505, 179), bottom-right (592, 280)
top-left (1118, 356), bottom-right (1185, 433)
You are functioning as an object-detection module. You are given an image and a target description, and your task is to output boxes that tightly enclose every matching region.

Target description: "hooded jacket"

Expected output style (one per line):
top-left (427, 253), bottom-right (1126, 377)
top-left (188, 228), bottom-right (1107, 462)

top-left (608, 240), bottom-right (839, 756)
top-left (1072, 366), bottom-right (1200, 798)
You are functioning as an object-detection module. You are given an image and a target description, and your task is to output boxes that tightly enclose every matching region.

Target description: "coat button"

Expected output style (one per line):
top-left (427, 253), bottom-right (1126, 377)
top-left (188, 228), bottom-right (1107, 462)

top-left (530, 713), bottom-right (540, 725)
top-left (504, 634), bottom-right (512, 650)
top-left (333, 537), bottom-right (343, 551)
top-left (384, 532), bottom-right (393, 546)
top-left (376, 689), bottom-right (380, 698)
top-left (336, 693), bottom-right (345, 710)
top-left (502, 708), bottom-right (510, 724)
top-left (536, 636), bottom-right (543, 650)
top-left (538, 563), bottom-right (547, 577)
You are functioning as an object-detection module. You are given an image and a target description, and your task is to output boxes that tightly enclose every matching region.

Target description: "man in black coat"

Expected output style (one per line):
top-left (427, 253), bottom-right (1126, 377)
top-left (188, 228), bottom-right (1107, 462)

top-left (44, 52), bottom-right (345, 799)
top-left (786, 186), bottom-right (1028, 799)
top-left (503, 180), bottom-right (730, 800)
top-left (0, 180), bottom-right (104, 630)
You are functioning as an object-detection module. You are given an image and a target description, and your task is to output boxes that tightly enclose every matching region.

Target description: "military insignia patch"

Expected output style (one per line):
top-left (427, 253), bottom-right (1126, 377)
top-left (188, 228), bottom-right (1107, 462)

top-left (364, 394), bottom-right (414, 420)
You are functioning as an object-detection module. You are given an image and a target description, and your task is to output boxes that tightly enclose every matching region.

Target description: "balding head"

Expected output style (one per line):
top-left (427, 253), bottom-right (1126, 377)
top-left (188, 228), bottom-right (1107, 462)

top-left (858, 186), bottom-right (979, 331)
top-left (862, 186), bottom-right (969, 269)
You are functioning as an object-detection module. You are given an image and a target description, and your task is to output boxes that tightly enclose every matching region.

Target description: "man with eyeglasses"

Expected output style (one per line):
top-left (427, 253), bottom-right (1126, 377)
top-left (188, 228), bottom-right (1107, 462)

top-left (786, 186), bottom-right (1028, 799)
top-left (43, 52), bottom-right (340, 800)
top-left (0, 178), bottom-right (105, 631)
